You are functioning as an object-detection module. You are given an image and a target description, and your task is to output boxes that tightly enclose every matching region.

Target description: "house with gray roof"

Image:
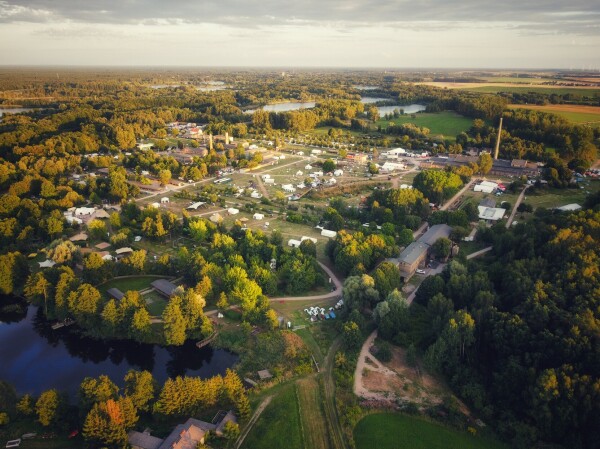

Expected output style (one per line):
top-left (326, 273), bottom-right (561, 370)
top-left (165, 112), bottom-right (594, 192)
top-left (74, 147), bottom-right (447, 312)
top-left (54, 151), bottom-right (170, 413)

top-left (151, 279), bottom-right (178, 297)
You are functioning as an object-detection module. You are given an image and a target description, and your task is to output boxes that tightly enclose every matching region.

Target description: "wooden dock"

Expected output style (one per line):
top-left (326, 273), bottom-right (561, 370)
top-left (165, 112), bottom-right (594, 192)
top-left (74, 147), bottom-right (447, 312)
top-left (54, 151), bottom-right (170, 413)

top-left (196, 331), bottom-right (218, 348)
top-left (51, 319), bottom-right (75, 330)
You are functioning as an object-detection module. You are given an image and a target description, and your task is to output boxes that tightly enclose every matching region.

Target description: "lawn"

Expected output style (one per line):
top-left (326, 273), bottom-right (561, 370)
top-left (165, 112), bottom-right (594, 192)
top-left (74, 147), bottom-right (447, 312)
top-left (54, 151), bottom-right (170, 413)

top-left (242, 384), bottom-right (304, 449)
top-left (354, 413), bottom-right (508, 449)
top-left (143, 290), bottom-right (169, 316)
top-left (98, 276), bottom-right (160, 295)
top-left (375, 112), bottom-right (474, 141)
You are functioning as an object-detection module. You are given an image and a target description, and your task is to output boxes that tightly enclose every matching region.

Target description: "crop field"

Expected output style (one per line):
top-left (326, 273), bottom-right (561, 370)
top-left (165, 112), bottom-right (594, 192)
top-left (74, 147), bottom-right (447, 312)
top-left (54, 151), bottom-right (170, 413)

top-left (463, 85), bottom-right (600, 96)
top-left (375, 112), bottom-right (474, 141)
top-left (354, 414), bottom-right (508, 449)
top-left (242, 384), bottom-right (304, 449)
top-left (508, 104), bottom-right (600, 127)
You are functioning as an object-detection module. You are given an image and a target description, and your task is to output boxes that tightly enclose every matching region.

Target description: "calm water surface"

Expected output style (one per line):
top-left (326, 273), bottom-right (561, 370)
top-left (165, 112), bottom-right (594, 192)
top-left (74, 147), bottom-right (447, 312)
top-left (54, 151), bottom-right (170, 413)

top-left (0, 299), bottom-right (238, 395)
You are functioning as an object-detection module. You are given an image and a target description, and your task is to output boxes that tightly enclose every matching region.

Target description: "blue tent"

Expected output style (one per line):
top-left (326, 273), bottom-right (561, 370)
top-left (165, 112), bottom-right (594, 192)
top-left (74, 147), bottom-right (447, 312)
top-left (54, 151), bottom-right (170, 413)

top-left (329, 311), bottom-right (336, 319)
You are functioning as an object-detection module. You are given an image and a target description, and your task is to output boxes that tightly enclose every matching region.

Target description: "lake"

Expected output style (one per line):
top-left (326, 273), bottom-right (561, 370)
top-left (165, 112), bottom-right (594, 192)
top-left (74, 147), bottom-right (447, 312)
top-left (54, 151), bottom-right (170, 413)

top-left (361, 97), bottom-right (389, 104)
top-left (0, 299), bottom-right (238, 395)
top-left (378, 104), bottom-right (427, 115)
top-left (0, 107), bottom-right (36, 117)
top-left (244, 101), bottom-right (316, 114)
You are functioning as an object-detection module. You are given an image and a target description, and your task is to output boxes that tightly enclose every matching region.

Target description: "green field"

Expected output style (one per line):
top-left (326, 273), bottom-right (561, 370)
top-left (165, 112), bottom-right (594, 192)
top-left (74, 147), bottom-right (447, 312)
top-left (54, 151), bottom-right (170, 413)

top-left (354, 414), bottom-right (508, 449)
top-left (296, 377), bottom-right (330, 449)
top-left (523, 181), bottom-right (600, 209)
top-left (463, 86), bottom-right (600, 96)
top-left (242, 384), bottom-right (304, 449)
top-left (143, 290), bottom-right (169, 316)
top-left (375, 112), bottom-right (474, 141)
top-left (98, 276), bottom-right (159, 295)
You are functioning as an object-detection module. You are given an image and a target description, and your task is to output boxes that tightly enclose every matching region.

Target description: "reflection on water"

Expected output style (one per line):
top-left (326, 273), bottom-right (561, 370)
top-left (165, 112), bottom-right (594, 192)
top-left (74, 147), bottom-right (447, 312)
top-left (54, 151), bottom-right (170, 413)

top-left (0, 297), bottom-right (237, 395)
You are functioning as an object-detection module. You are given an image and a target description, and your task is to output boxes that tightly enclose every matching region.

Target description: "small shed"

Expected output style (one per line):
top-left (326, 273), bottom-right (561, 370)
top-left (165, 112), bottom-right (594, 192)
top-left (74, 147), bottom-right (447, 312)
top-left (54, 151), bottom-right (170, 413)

top-left (94, 209), bottom-right (111, 219)
top-left (115, 247), bottom-right (134, 256)
top-left (107, 288), bottom-right (125, 301)
top-left (253, 213), bottom-right (264, 220)
top-left (69, 232), bottom-right (89, 242)
top-left (151, 279), bottom-right (178, 297)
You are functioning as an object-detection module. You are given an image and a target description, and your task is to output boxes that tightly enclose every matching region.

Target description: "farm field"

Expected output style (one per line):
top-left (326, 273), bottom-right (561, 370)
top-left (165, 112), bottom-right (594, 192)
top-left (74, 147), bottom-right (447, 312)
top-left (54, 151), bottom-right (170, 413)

top-left (353, 413), bottom-right (508, 449)
top-left (375, 112), bottom-right (474, 141)
top-left (241, 384), bottom-right (304, 449)
top-left (463, 85), bottom-right (600, 96)
top-left (508, 104), bottom-right (600, 127)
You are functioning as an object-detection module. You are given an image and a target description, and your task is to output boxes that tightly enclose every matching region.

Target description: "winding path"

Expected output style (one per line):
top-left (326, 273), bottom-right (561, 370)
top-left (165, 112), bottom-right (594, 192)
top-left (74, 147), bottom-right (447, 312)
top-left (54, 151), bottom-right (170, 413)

top-left (269, 261), bottom-right (343, 302)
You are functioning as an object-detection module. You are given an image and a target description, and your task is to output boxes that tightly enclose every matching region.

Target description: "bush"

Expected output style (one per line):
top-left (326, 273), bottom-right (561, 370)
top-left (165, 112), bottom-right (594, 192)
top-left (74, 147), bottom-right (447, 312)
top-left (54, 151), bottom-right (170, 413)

top-left (376, 342), bottom-right (392, 362)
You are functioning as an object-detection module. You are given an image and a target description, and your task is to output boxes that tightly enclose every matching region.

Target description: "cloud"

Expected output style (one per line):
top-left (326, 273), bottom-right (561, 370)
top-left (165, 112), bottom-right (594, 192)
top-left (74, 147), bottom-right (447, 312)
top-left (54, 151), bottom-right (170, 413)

top-left (0, 0), bottom-right (599, 36)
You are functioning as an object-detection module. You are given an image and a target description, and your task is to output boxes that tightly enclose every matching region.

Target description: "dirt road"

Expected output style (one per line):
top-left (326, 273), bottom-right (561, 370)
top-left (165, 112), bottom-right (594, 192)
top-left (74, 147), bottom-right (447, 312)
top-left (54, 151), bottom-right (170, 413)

top-left (506, 185), bottom-right (530, 228)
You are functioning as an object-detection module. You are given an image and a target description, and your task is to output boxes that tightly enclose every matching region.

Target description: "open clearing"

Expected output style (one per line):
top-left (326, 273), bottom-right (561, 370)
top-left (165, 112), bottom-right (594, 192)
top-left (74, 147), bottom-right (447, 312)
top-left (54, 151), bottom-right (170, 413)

top-left (354, 414), bottom-right (508, 449)
top-left (297, 377), bottom-right (331, 449)
top-left (418, 81), bottom-right (600, 95)
top-left (97, 276), bottom-right (160, 295)
top-left (241, 384), bottom-right (304, 449)
top-left (508, 104), bottom-right (600, 126)
top-left (375, 112), bottom-right (473, 141)
top-left (522, 181), bottom-right (600, 210)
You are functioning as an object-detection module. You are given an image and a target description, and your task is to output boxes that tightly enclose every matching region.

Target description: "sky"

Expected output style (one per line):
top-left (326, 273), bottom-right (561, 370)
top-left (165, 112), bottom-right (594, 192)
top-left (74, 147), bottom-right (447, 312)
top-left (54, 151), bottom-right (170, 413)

top-left (0, 0), bottom-right (599, 69)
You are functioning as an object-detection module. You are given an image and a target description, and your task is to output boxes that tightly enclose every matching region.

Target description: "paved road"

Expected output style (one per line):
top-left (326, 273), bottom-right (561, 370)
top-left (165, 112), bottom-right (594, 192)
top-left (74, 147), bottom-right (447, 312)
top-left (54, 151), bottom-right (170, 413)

top-left (440, 179), bottom-right (474, 211)
top-left (269, 261), bottom-right (343, 302)
top-left (506, 185), bottom-right (530, 228)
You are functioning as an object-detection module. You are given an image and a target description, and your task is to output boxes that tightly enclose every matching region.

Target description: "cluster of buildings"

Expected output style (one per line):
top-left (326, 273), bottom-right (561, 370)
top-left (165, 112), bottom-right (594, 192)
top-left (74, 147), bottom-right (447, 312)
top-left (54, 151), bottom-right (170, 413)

top-left (388, 224), bottom-right (453, 281)
top-left (129, 411), bottom-right (236, 449)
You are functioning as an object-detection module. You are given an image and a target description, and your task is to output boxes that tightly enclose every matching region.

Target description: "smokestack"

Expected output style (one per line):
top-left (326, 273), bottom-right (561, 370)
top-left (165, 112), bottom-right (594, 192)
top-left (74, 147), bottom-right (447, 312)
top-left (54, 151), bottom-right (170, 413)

top-left (225, 132), bottom-right (229, 144)
top-left (209, 134), bottom-right (213, 151)
top-left (494, 117), bottom-right (503, 160)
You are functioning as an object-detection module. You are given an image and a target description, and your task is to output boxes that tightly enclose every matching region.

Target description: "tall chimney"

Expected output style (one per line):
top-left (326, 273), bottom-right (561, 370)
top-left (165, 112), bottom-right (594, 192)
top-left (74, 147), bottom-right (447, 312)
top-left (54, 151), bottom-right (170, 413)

top-left (225, 132), bottom-right (229, 144)
top-left (209, 134), bottom-right (213, 151)
top-left (494, 117), bottom-right (503, 160)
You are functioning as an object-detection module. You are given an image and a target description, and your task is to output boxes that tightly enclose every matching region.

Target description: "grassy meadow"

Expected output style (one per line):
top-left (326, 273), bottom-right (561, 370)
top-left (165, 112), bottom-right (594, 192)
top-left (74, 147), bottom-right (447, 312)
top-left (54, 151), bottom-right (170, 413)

top-left (353, 414), bottom-right (508, 449)
top-left (375, 112), bottom-right (474, 141)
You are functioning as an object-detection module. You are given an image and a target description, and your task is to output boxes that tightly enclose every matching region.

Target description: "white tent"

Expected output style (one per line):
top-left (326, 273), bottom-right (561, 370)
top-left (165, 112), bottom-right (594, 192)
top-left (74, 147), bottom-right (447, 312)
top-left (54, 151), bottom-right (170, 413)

top-left (253, 213), bottom-right (264, 220)
top-left (287, 239), bottom-right (302, 248)
top-left (160, 197), bottom-right (170, 203)
top-left (227, 208), bottom-right (240, 215)
top-left (321, 229), bottom-right (337, 238)
top-left (187, 201), bottom-right (206, 210)
top-left (38, 259), bottom-right (56, 268)
top-left (301, 236), bottom-right (318, 244)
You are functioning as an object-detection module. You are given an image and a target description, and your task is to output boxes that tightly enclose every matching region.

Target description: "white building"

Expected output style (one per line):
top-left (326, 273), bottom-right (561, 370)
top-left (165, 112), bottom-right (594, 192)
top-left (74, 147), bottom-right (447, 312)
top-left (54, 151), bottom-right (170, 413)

top-left (384, 148), bottom-right (406, 159)
top-left (253, 213), bottom-right (264, 220)
top-left (281, 184), bottom-right (296, 193)
top-left (478, 206), bottom-right (506, 221)
top-left (381, 161), bottom-right (406, 172)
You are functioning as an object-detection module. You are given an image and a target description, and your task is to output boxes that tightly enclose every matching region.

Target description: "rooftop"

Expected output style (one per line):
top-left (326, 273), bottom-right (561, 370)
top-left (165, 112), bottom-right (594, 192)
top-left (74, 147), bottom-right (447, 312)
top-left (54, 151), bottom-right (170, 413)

top-left (151, 279), bottom-right (178, 297)
top-left (397, 241), bottom-right (430, 266)
top-left (418, 224), bottom-right (452, 247)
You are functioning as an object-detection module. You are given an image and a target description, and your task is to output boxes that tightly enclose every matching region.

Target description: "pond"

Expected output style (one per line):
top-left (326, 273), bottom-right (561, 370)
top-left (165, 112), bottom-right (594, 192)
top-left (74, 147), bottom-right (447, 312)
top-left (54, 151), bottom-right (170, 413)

top-left (244, 101), bottom-right (316, 114)
top-left (0, 298), bottom-right (238, 396)
top-left (378, 104), bottom-right (427, 115)
top-left (0, 107), bottom-right (37, 117)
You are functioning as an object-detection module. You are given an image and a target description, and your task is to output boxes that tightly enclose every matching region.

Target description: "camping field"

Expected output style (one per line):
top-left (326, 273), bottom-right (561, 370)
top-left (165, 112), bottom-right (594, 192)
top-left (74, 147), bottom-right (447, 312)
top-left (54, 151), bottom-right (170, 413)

top-left (508, 104), bottom-right (600, 127)
top-left (375, 112), bottom-right (474, 141)
top-left (353, 414), bottom-right (508, 449)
